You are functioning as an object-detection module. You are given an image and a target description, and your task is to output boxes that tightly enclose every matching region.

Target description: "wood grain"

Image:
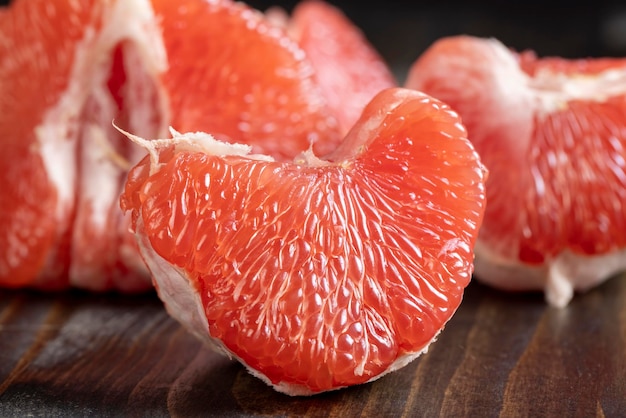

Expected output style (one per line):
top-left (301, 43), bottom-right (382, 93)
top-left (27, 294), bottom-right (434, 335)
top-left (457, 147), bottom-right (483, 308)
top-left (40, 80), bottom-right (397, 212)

top-left (1, 277), bottom-right (625, 417)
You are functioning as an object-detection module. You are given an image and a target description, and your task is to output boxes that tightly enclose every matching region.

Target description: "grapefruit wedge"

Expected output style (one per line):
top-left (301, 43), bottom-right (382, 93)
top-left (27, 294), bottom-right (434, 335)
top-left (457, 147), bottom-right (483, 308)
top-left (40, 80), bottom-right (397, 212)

top-left (406, 35), bottom-right (626, 306)
top-left (120, 87), bottom-right (488, 395)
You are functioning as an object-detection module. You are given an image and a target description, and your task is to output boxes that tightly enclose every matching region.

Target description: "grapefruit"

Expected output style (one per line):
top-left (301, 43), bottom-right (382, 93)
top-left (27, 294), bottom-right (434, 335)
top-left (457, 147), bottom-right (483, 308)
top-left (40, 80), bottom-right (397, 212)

top-left (120, 87), bottom-right (488, 395)
top-left (0, 0), bottom-right (390, 291)
top-left (406, 35), bottom-right (626, 307)
top-left (269, 0), bottom-right (398, 134)
top-left (0, 0), bottom-right (166, 291)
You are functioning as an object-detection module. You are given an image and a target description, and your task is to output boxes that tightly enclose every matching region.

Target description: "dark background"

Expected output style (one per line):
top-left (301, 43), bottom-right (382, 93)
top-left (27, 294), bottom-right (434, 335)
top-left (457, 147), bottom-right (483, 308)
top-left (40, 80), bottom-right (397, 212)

top-left (3, 0), bottom-right (626, 82)
top-left (247, 0), bottom-right (626, 81)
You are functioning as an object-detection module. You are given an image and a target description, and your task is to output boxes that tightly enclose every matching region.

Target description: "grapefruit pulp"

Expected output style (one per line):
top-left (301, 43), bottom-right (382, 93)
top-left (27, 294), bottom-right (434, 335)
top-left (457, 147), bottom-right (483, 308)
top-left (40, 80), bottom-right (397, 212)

top-left (268, 0), bottom-right (398, 134)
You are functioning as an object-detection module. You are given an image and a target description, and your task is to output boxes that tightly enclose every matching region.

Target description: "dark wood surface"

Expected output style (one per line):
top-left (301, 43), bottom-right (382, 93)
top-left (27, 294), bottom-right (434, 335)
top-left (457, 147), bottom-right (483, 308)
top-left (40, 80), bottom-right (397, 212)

top-left (1, 276), bottom-right (625, 417)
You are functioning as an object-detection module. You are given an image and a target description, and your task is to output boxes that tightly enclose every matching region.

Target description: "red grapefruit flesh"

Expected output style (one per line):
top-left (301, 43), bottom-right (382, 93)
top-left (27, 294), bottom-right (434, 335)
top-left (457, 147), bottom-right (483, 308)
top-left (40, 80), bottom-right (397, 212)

top-left (285, 0), bottom-right (397, 134)
top-left (151, 0), bottom-right (342, 161)
top-left (120, 87), bottom-right (487, 395)
top-left (0, 0), bottom-right (166, 291)
top-left (406, 35), bottom-right (626, 306)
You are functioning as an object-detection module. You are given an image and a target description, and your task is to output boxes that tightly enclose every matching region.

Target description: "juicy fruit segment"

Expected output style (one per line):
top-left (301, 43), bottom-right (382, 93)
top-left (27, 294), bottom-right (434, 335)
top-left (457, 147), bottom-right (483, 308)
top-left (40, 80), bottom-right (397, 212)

top-left (284, 0), bottom-right (398, 133)
top-left (406, 35), bottom-right (626, 306)
top-left (151, 0), bottom-right (342, 161)
top-left (0, 0), bottom-right (166, 290)
top-left (121, 88), bottom-right (487, 395)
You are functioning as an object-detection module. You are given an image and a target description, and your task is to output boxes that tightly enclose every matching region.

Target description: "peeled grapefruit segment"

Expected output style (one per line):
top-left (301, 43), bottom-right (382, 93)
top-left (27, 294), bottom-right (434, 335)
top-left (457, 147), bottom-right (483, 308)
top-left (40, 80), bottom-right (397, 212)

top-left (0, 0), bottom-right (166, 291)
top-left (406, 35), bottom-right (626, 306)
top-left (120, 87), bottom-right (487, 395)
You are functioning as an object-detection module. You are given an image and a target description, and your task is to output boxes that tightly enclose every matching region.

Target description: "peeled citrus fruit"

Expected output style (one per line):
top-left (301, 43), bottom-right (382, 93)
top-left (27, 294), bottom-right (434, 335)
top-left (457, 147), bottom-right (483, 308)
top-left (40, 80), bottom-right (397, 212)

top-left (0, 0), bottom-right (166, 291)
top-left (0, 0), bottom-right (390, 291)
top-left (406, 35), bottom-right (626, 307)
top-left (120, 87), bottom-right (488, 395)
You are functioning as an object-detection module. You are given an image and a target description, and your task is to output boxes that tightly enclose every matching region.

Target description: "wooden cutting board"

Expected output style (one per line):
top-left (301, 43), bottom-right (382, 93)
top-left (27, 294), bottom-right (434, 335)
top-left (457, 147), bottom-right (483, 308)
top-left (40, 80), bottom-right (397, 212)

top-left (1, 277), bottom-right (625, 417)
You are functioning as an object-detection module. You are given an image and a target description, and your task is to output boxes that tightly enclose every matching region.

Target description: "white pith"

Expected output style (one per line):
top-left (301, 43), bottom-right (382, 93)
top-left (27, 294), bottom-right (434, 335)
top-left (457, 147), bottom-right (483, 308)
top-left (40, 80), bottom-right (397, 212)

top-left (79, 0), bottom-right (168, 229)
top-left (474, 241), bottom-right (626, 307)
top-left (37, 0), bottom-right (165, 224)
top-left (530, 67), bottom-right (626, 116)
top-left (33, 0), bottom-right (167, 287)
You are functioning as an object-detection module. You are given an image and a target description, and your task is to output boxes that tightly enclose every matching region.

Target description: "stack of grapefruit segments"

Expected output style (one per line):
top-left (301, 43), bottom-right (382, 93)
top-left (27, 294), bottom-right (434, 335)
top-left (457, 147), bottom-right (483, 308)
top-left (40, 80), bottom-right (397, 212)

top-left (120, 87), bottom-right (488, 395)
top-left (0, 0), bottom-right (396, 291)
top-left (406, 35), bottom-right (626, 307)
